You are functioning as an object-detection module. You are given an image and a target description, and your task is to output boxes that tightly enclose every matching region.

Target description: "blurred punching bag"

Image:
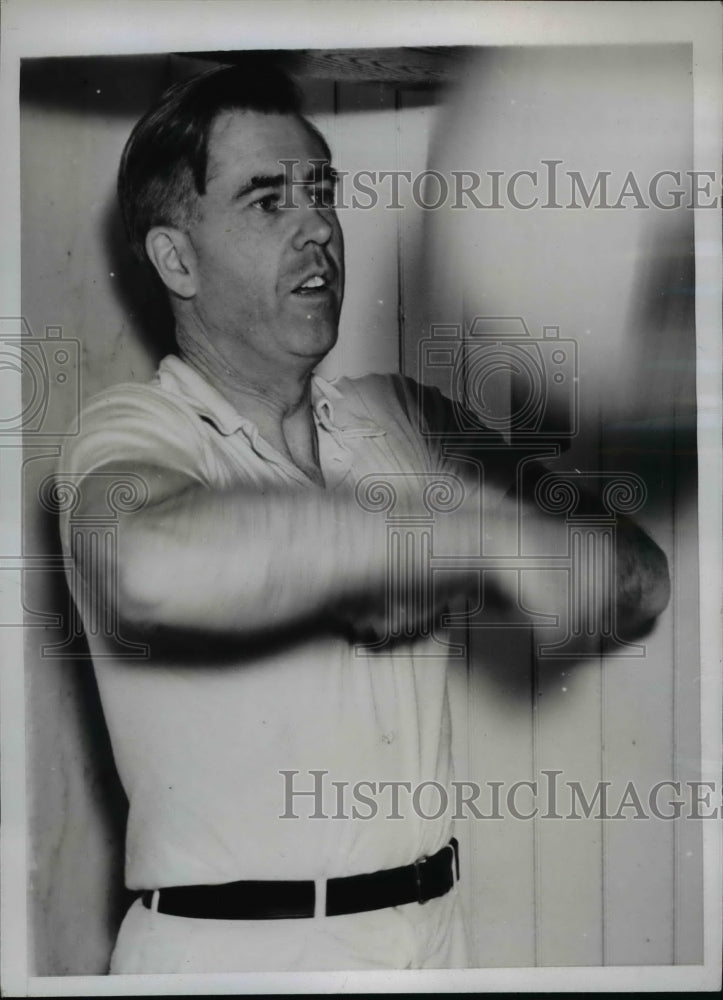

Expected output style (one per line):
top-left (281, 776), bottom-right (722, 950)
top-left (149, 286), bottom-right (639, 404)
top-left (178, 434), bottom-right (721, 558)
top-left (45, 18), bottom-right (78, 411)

top-left (422, 45), bottom-right (695, 469)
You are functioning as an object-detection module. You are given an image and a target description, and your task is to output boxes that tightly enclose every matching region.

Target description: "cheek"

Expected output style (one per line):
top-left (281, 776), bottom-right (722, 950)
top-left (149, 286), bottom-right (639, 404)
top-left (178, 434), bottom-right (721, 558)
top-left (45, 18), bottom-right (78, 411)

top-left (201, 243), bottom-right (266, 293)
top-left (332, 227), bottom-right (345, 275)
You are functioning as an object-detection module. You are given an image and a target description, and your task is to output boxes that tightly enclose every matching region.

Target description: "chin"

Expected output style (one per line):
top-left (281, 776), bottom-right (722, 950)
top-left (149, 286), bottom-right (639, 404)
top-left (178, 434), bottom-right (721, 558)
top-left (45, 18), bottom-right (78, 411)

top-left (290, 321), bottom-right (339, 360)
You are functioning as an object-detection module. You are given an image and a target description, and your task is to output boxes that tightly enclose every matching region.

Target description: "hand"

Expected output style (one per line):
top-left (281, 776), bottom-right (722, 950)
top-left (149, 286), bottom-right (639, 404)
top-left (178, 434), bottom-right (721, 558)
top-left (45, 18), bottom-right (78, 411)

top-left (329, 569), bottom-right (476, 646)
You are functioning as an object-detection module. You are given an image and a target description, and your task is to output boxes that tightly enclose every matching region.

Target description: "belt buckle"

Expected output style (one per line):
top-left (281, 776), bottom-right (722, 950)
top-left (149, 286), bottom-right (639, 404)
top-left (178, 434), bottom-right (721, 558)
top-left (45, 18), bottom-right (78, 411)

top-left (413, 854), bottom-right (429, 905)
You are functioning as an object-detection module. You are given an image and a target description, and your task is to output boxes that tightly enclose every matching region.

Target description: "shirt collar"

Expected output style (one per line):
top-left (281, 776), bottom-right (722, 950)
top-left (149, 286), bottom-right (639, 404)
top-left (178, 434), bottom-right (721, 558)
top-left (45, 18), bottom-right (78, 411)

top-left (157, 355), bottom-right (385, 439)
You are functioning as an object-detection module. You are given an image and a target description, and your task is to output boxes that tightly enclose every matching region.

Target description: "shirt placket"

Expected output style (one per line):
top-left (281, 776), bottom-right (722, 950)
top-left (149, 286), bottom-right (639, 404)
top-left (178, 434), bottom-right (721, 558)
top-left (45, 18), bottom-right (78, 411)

top-left (239, 422), bottom-right (316, 488)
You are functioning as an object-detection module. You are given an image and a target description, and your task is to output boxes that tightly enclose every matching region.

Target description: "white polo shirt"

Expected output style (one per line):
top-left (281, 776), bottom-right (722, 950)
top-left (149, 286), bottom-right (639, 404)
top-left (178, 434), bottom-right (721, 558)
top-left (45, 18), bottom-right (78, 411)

top-left (58, 356), bottom-right (466, 892)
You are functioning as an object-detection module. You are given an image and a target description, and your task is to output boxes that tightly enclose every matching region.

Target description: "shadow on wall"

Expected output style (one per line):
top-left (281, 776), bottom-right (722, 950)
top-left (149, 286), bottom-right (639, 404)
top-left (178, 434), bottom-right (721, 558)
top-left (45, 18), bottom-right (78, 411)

top-left (101, 198), bottom-right (177, 366)
top-left (25, 492), bottom-right (134, 975)
top-left (600, 221), bottom-right (697, 515)
top-left (21, 55), bottom-right (194, 371)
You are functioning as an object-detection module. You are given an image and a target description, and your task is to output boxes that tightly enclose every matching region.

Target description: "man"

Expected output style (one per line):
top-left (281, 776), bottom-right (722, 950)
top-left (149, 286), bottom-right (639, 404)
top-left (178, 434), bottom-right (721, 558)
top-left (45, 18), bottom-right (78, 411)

top-left (57, 64), bottom-right (670, 974)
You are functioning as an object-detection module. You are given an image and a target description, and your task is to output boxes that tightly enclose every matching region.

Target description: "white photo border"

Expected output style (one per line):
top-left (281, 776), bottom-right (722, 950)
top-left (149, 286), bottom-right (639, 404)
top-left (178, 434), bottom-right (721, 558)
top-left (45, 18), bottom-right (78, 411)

top-left (1, 0), bottom-right (721, 995)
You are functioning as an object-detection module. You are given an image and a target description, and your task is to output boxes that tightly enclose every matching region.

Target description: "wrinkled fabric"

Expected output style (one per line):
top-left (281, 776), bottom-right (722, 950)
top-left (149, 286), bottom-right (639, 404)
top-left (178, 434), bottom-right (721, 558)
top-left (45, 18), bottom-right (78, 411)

top-left (59, 357), bottom-right (473, 971)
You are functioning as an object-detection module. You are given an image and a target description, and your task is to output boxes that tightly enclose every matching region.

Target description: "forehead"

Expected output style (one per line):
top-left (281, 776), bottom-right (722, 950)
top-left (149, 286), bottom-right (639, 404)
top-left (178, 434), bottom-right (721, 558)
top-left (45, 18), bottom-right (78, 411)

top-left (205, 109), bottom-right (329, 186)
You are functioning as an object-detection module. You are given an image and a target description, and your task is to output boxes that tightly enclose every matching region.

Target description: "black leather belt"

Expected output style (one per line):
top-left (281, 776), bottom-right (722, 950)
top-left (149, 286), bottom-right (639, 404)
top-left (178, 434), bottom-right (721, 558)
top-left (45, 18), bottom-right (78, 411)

top-left (141, 838), bottom-right (459, 919)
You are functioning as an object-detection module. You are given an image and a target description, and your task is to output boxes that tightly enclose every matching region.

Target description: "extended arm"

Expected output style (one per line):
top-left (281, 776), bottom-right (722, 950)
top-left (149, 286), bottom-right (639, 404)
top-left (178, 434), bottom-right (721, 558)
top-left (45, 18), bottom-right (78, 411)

top-left (608, 512), bottom-right (671, 638)
top-left (511, 461), bottom-right (671, 651)
top-left (72, 460), bottom-right (483, 634)
top-left (72, 457), bottom-right (669, 648)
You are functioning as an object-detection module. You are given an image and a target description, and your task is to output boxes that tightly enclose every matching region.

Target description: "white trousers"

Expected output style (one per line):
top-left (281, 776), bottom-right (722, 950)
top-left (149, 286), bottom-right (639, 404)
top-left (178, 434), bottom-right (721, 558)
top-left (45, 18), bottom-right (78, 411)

top-left (109, 884), bottom-right (470, 973)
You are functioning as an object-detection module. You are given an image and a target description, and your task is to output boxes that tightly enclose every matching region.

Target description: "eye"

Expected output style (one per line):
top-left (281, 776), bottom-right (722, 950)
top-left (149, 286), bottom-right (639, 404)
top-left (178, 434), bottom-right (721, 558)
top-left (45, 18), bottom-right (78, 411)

top-left (253, 193), bottom-right (281, 213)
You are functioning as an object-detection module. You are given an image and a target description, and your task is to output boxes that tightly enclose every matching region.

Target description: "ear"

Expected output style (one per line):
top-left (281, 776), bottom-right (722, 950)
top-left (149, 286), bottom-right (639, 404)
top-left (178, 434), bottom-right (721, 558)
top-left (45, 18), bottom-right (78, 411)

top-left (145, 227), bottom-right (198, 299)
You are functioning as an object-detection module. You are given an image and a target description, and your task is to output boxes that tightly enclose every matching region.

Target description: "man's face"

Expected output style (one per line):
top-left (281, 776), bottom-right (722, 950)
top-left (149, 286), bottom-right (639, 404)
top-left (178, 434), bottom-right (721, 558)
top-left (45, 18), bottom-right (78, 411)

top-left (185, 109), bottom-right (344, 375)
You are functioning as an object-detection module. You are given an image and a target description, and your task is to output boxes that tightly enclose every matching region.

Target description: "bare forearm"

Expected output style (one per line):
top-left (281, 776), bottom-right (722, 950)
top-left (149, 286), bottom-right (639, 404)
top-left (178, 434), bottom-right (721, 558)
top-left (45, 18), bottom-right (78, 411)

top-left (513, 499), bottom-right (670, 653)
top-left (110, 478), bottom-right (669, 643)
top-left (117, 483), bottom-right (480, 632)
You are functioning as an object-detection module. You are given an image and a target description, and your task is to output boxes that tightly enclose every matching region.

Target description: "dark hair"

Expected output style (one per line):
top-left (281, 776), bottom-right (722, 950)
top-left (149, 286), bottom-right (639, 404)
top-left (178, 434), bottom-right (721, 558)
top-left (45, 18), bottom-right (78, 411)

top-left (118, 62), bottom-right (329, 264)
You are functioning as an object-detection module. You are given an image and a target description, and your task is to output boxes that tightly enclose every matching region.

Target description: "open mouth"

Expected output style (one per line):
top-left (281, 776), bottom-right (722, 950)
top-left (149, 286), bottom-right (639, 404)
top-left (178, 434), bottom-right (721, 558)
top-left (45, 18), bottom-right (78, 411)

top-left (293, 274), bottom-right (332, 295)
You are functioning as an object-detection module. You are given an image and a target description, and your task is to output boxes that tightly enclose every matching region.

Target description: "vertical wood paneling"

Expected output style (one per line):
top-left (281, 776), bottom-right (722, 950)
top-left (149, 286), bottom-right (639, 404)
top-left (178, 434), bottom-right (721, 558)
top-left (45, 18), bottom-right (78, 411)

top-left (532, 386), bottom-right (606, 965)
top-left (534, 658), bottom-right (605, 966)
top-left (403, 43), bottom-right (701, 971)
top-left (601, 512), bottom-right (676, 964)
top-left (672, 485), bottom-right (703, 963)
top-left (316, 82), bottom-right (400, 381)
top-left (394, 91), bottom-right (440, 380)
top-left (466, 627), bottom-right (538, 966)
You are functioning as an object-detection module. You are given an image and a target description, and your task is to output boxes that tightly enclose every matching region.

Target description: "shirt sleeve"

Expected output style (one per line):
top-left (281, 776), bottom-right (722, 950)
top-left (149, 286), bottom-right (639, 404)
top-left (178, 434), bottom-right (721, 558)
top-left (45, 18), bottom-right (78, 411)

top-left (58, 383), bottom-right (212, 481)
top-left (385, 372), bottom-right (516, 488)
top-left (56, 383), bottom-right (213, 554)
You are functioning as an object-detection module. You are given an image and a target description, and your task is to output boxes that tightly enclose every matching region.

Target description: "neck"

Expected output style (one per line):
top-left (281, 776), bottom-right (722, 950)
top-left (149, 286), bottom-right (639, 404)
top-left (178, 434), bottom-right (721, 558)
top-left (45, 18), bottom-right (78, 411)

top-left (183, 334), bottom-right (313, 415)
top-left (175, 319), bottom-right (324, 485)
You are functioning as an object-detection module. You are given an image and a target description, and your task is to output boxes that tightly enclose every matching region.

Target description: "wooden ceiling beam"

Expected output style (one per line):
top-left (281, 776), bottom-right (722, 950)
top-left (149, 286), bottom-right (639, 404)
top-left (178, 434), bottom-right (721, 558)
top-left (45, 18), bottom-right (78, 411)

top-left (179, 47), bottom-right (471, 85)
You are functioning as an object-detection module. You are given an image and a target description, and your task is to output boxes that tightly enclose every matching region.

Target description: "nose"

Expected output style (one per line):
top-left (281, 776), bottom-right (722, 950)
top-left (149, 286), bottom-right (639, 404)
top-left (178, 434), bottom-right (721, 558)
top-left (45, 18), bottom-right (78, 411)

top-left (291, 193), bottom-right (335, 251)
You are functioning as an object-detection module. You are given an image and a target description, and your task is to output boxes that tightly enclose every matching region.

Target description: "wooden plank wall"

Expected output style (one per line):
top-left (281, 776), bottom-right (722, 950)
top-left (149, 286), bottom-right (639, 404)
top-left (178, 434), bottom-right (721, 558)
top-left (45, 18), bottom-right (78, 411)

top-left (400, 45), bottom-right (702, 968)
top-left (21, 48), bottom-right (701, 976)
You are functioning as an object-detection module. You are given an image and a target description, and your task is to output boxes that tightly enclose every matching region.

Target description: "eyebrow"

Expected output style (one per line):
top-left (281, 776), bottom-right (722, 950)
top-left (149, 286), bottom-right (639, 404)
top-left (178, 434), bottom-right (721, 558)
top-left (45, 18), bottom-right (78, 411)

top-left (234, 164), bottom-right (339, 200)
top-left (234, 173), bottom-right (286, 199)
